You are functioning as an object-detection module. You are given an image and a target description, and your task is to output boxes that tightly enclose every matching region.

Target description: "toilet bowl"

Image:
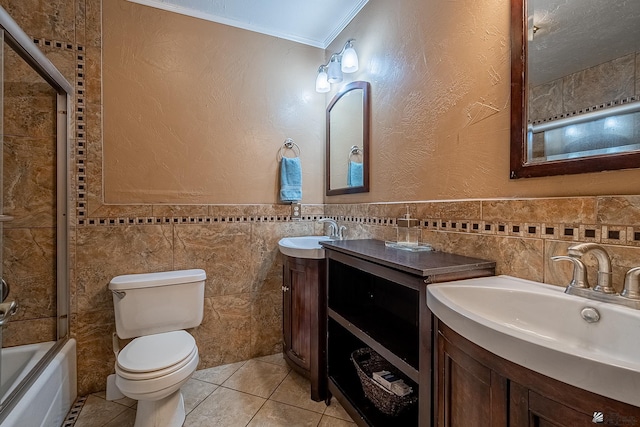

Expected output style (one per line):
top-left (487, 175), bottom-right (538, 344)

top-left (115, 331), bottom-right (199, 427)
top-left (109, 269), bottom-right (206, 427)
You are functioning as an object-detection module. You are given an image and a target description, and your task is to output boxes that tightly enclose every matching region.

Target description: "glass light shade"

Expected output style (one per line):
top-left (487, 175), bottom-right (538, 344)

top-left (327, 57), bottom-right (343, 83)
top-left (315, 69), bottom-right (330, 93)
top-left (341, 47), bottom-right (359, 73)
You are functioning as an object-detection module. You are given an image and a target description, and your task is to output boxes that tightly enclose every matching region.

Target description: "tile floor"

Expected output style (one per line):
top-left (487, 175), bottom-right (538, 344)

top-left (73, 354), bottom-right (355, 427)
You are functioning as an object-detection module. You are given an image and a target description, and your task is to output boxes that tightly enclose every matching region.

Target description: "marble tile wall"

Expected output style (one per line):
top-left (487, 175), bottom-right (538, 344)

top-left (529, 51), bottom-right (639, 122)
top-left (73, 210), bottom-right (325, 395)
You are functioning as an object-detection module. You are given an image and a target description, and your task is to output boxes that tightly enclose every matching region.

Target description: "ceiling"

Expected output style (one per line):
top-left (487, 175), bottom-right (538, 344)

top-left (127, 0), bottom-right (368, 48)
top-left (529, 0), bottom-right (640, 86)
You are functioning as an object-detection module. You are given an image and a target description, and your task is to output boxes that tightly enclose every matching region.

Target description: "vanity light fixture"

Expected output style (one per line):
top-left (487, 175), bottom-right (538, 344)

top-left (315, 39), bottom-right (359, 93)
top-left (315, 65), bottom-right (330, 93)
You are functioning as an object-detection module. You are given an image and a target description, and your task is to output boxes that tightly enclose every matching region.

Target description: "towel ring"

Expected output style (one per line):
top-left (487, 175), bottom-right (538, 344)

top-left (348, 145), bottom-right (363, 162)
top-left (278, 138), bottom-right (301, 160)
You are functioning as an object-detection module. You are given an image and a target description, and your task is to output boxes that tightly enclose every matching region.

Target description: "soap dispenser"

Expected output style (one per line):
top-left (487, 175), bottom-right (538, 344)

top-left (396, 207), bottom-right (419, 246)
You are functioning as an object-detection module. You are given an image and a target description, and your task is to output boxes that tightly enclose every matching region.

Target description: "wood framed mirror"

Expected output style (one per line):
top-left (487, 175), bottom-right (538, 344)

top-left (510, 0), bottom-right (640, 179)
top-left (326, 81), bottom-right (370, 195)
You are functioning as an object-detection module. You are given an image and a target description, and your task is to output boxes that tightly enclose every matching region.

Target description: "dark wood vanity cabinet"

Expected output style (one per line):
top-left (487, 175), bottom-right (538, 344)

top-left (435, 320), bottom-right (640, 427)
top-left (322, 239), bottom-right (495, 427)
top-left (282, 255), bottom-right (326, 401)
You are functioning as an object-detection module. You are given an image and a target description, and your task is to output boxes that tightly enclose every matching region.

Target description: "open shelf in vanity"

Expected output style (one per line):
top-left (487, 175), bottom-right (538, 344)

top-left (322, 239), bottom-right (495, 427)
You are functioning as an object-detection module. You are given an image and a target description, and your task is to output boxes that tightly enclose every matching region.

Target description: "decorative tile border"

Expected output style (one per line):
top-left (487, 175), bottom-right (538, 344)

top-left (325, 215), bottom-right (640, 247)
top-left (82, 214), bottom-right (326, 226)
top-left (32, 37), bottom-right (88, 225)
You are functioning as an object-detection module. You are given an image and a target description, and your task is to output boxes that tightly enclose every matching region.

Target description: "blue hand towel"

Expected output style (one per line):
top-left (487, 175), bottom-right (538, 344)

top-left (348, 161), bottom-right (363, 187)
top-left (280, 157), bottom-right (302, 202)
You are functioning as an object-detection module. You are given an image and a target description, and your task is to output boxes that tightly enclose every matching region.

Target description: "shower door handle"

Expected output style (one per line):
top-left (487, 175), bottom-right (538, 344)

top-left (0, 300), bottom-right (19, 326)
top-left (1, 278), bottom-right (9, 302)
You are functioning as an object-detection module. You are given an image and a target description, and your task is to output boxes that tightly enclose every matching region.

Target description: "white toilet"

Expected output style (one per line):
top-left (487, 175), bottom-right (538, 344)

top-left (109, 269), bottom-right (206, 427)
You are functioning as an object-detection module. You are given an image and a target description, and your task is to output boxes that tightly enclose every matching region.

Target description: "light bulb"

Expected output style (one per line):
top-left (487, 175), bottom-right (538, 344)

top-left (315, 68), bottom-right (330, 93)
top-left (341, 46), bottom-right (358, 73)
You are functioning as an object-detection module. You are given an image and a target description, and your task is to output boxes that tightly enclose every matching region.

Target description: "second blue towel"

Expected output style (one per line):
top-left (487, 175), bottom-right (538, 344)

top-left (348, 161), bottom-right (363, 187)
top-left (280, 157), bottom-right (302, 202)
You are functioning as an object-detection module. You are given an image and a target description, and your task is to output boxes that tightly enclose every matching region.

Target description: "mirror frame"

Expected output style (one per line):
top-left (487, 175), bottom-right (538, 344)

top-left (509, 0), bottom-right (640, 179)
top-left (326, 80), bottom-right (371, 195)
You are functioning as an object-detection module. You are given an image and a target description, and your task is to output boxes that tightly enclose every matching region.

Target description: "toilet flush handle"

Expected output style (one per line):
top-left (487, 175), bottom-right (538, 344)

top-left (111, 290), bottom-right (126, 299)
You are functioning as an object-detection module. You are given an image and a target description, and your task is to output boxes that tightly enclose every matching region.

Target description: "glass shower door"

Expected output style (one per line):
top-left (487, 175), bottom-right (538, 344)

top-left (0, 6), bottom-right (71, 419)
top-left (0, 27), bottom-right (3, 395)
top-left (0, 23), bottom-right (61, 408)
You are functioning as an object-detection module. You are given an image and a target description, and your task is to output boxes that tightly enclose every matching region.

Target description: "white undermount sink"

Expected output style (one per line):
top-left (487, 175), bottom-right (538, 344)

top-left (427, 275), bottom-right (640, 407)
top-left (277, 236), bottom-right (332, 259)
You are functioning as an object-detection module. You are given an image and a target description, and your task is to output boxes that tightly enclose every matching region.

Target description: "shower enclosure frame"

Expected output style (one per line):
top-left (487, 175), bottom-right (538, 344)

top-left (0, 4), bottom-right (71, 419)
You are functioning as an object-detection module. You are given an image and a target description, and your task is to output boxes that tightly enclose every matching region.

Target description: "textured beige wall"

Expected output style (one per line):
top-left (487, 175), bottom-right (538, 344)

top-left (324, 0), bottom-right (640, 204)
top-left (102, 0), bottom-right (325, 204)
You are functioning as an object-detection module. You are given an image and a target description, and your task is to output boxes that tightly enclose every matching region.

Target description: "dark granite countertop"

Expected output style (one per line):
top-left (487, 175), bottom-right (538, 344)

top-left (321, 239), bottom-right (495, 277)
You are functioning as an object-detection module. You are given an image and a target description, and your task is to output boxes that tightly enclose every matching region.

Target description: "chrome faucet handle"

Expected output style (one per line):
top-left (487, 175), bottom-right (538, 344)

top-left (621, 267), bottom-right (640, 300)
top-left (551, 256), bottom-right (589, 289)
top-left (566, 243), bottom-right (615, 294)
top-left (338, 225), bottom-right (347, 240)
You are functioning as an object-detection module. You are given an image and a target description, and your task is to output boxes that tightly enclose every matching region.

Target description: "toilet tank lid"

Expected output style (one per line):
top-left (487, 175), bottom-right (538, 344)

top-left (109, 269), bottom-right (206, 291)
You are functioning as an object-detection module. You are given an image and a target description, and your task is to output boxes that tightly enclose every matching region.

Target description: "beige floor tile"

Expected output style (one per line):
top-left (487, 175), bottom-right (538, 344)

top-left (191, 360), bottom-right (246, 385)
top-left (184, 387), bottom-right (265, 427)
top-left (318, 415), bottom-right (357, 427)
top-left (182, 378), bottom-right (218, 413)
top-left (323, 397), bottom-right (353, 421)
top-left (103, 407), bottom-right (137, 427)
top-left (270, 370), bottom-right (327, 413)
top-left (74, 395), bottom-right (130, 427)
top-left (222, 359), bottom-right (290, 398)
top-left (92, 391), bottom-right (137, 407)
top-left (247, 400), bottom-right (322, 427)
top-left (255, 353), bottom-right (288, 367)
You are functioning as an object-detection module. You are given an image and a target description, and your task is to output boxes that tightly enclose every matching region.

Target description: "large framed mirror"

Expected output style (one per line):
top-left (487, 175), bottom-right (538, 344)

top-left (510, 0), bottom-right (640, 179)
top-left (326, 81), bottom-right (370, 195)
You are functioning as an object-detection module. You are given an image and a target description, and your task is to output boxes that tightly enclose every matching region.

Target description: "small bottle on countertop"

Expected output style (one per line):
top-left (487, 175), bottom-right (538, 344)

top-left (396, 206), bottom-right (419, 246)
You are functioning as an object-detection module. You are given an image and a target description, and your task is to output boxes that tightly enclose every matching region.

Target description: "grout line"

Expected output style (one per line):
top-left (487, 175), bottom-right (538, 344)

top-left (99, 405), bottom-right (130, 427)
top-left (183, 381), bottom-right (220, 419)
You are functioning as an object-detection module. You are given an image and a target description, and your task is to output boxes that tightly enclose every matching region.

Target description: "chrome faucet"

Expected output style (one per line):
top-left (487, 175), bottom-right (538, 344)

top-left (553, 243), bottom-right (640, 309)
top-left (318, 218), bottom-right (346, 240)
top-left (566, 243), bottom-right (615, 293)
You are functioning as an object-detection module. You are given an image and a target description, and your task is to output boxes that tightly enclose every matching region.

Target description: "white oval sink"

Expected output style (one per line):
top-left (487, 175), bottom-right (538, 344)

top-left (277, 236), bottom-right (332, 259)
top-left (427, 275), bottom-right (640, 407)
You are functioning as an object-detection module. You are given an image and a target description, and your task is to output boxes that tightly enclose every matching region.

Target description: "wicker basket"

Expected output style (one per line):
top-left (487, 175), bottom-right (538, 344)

top-left (350, 348), bottom-right (418, 416)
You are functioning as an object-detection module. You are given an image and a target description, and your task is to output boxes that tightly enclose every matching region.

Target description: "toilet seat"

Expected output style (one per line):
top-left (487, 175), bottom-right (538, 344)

top-left (116, 330), bottom-right (197, 380)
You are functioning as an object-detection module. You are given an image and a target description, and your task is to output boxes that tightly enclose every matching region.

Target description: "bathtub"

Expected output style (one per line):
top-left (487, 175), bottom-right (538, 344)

top-left (0, 339), bottom-right (77, 427)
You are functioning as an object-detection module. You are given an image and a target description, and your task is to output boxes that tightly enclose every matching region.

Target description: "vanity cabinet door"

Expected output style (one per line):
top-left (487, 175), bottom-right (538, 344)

top-left (436, 329), bottom-right (508, 427)
top-left (510, 384), bottom-right (594, 427)
top-left (281, 255), bottom-right (326, 401)
top-left (283, 256), bottom-right (313, 370)
top-left (436, 320), bottom-right (640, 427)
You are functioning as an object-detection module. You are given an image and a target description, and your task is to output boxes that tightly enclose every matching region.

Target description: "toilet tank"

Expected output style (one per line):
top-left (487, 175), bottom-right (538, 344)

top-left (109, 269), bottom-right (206, 339)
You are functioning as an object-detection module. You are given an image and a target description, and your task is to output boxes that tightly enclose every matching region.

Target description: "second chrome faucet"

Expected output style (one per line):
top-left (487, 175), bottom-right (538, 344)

top-left (318, 218), bottom-right (346, 240)
top-left (552, 243), bottom-right (640, 309)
